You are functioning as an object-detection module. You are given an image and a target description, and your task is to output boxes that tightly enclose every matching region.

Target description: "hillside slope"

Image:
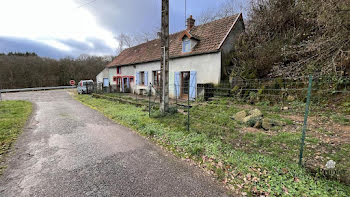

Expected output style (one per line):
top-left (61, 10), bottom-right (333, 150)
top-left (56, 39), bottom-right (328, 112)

top-left (231, 0), bottom-right (350, 79)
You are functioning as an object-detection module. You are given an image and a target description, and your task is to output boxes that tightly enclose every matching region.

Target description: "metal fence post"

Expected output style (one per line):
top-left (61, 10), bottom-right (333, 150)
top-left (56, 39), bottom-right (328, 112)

top-left (187, 83), bottom-right (190, 132)
top-left (299, 75), bottom-right (313, 166)
top-left (149, 85), bottom-right (151, 117)
top-left (175, 84), bottom-right (178, 111)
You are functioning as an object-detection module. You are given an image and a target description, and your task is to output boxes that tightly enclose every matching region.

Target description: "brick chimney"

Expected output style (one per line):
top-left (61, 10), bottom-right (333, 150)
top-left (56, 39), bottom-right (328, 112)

top-left (186, 15), bottom-right (195, 30)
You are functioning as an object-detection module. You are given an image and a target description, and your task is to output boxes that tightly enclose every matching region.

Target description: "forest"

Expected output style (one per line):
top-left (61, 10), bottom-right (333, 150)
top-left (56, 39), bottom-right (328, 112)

top-left (0, 53), bottom-right (110, 89)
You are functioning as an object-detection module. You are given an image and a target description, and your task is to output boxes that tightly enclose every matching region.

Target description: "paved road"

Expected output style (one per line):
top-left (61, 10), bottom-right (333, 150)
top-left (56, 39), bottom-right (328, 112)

top-left (0, 90), bottom-right (229, 196)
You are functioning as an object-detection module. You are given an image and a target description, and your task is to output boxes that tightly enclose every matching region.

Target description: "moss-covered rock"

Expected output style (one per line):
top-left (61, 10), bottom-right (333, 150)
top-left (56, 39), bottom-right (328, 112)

top-left (242, 109), bottom-right (263, 124)
top-left (262, 118), bottom-right (286, 130)
top-left (262, 118), bottom-right (273, 130)
top-left (249, 109), bottom-right (262, 117)
top-left (234, 110), bottom-right (247, 122)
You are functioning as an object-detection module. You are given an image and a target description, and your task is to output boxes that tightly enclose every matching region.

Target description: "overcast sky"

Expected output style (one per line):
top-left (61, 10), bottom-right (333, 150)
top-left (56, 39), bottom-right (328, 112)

top-left (0, 0), bottom-right (247, 59)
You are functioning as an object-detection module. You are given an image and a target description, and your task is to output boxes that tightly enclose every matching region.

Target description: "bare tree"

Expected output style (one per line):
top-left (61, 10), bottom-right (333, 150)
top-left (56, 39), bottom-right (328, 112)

top-left (197, 0), bottom-right (245, 24)
top-left (115, 23), bottom-right (160, 55)
top-left (115, 33), bottom-right (135, 55)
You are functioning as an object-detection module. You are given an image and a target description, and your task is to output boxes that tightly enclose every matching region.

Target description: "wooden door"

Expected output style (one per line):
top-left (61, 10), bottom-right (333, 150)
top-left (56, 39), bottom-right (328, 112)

top-left (181, 71), bottom-right (190, 98)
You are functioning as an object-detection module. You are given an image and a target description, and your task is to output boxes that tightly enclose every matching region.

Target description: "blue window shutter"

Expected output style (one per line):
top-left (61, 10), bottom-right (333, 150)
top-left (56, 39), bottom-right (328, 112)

top-left (174, 72), bottom-right (180, 98)
top-left (189, 71), bottom-right (197, 100)
top-left (145, 71), bottom-right (148, 85)
top-left (136, 72), bottom-right (140, 85)
top-left (127, 77), bottom-right (130, 89)
top-left (103, 78), bottom-right (109, 87)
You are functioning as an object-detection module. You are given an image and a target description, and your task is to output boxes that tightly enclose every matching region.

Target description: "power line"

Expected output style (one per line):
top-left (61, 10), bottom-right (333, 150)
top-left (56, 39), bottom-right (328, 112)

top-left (185, 0), bottom-right (187, 28)
top-left (77, 0), bottom-right (98, 8)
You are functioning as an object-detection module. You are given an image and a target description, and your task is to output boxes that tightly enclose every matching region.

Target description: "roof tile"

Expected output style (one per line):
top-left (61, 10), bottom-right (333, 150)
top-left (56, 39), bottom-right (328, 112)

top-left (108, 14), bottom-right (240, 67)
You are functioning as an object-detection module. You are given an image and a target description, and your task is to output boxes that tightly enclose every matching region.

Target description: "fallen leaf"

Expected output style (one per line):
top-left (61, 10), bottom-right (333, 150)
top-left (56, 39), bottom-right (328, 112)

top-left (246, 173), bottom-right (252, 180)
top-left (294, 177), bottom-right (300, 182)
top-left (282, 168), bottom-right (289, 174)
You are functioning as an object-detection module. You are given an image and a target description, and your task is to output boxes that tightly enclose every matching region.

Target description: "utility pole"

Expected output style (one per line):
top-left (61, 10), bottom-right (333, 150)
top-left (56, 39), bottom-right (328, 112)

top-left (160, 0), bottom-right (169, 113)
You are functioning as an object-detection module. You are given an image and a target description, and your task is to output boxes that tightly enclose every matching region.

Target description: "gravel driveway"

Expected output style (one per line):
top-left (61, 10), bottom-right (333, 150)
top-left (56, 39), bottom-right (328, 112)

top-left (0, 90), bottom-right (229, 196)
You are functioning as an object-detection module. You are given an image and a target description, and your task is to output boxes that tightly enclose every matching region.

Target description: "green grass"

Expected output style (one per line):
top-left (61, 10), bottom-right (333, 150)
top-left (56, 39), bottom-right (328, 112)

top-left (0, 100), bottom-right (32, 173)
top-left (331, 114), bottom-right (350, 125)
top-left (76, 94), bottom-right (350, 196)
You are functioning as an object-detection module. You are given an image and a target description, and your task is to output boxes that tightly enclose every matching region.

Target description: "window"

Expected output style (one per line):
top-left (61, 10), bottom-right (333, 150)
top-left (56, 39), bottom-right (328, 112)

top-left (113, 76), bottom-right (117, 81)
top-left (117, 66), bottom-right (121, 74)
top-left (153, 70), bottom-right (161, 86)
top-left (182, 38), bottom-right (191, 53)
top-left (140, 71), bottom-right (145, 85)
top-left (130, 77), bottom-right (134, 83)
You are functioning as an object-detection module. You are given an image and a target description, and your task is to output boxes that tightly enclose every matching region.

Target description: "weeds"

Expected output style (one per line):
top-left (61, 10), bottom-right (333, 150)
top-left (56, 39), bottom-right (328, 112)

top-left (0, 100), bottom-right (32, 174)
top-left (76, 95), bottom-right (350, 196)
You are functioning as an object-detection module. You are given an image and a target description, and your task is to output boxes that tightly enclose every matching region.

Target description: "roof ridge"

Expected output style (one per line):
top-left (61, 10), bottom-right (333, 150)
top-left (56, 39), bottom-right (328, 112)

top-left (190, 13), bottom-right (240, 30)
top-left (108, 13), bottom-right (242, 67)
top-left (120, 13), bottom-right (240, 53)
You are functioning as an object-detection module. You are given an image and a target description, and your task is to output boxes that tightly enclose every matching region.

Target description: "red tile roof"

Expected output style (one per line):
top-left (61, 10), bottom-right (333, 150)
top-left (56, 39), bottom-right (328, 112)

top-left (107, 14), bottom-right (241, 67)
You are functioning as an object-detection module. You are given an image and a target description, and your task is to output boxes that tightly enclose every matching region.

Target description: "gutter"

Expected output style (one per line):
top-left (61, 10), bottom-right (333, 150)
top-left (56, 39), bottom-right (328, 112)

top-left (108, 50), bottom-right (220, 68)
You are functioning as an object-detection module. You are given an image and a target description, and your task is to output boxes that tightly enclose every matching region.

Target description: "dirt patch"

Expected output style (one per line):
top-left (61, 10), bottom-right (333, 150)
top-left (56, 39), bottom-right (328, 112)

top-left (242, 127), bottom-right (263, 133)
top-left (239, 127), bottom-right (278, 136)
top-left (234, 104), bottom-right (255, 110)
top-left (282, 114), bottom-right (350, 145)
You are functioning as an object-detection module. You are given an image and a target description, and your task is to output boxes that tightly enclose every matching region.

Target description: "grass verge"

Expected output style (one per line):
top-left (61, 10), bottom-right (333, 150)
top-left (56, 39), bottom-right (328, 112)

top-left (76, 94), bottom-right (350, 196)
top-left (0, 100), bottom-right (32, 174)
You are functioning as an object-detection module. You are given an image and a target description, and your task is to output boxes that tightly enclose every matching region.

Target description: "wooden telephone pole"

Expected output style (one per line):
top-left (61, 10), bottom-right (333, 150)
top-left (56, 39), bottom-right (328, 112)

top-left (160, 0), bottom-right (169, 113)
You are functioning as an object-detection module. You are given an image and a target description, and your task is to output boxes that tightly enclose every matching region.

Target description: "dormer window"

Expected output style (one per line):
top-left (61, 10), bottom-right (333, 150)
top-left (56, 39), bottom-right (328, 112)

top-left (182, 38), bottom-right (191, 53)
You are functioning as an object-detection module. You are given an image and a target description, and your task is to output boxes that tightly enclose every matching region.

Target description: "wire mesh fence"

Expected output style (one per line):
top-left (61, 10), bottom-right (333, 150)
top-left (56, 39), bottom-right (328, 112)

top-left (1, 75), bottom-right (348, 184)
top-left (87, 75), bottom-right (350, 184)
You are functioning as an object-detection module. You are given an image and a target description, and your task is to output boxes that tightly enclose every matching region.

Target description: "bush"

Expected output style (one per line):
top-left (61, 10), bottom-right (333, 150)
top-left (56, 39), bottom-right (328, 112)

top-left (230, 0), bottom-right (350, 79)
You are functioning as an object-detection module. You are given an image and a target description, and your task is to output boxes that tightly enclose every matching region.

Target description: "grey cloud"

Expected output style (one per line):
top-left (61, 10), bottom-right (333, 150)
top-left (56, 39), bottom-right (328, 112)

top-left (77, 0), bottom-right (189, 35)
top-left (0, 1), bottom-right (247, 59)
top-left (58, 37), bottom-right (114, 55)
top-left (0, 36), bottom-right (114, 59)
top-left (0, 36), bottom-right (69, 59)
top-left (79, 0), bottom-right (161, 34)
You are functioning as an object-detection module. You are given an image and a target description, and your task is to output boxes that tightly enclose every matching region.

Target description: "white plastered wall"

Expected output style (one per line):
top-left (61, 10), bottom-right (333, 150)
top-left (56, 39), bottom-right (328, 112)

top-left (130, 52), bottom-right (221, 98)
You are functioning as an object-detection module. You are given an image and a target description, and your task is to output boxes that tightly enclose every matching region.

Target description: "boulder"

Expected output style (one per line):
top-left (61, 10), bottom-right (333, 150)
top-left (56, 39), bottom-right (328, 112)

top-left (274, 119), bottom-right (286, 126)
top-left (249, 109), bottom-right (263, 117)
top-left (234, 110), bottom-right (247, 122)
top-left (253, 120), bottom-right (262, 129)
top-left (243, 115), bottom-right (254, 124)
top-left (242, 109), bottom-right (263, 124)
top-left (262, 118), bottom-right (273, 130)
top-left (262, 118), bottom-right (286, 130)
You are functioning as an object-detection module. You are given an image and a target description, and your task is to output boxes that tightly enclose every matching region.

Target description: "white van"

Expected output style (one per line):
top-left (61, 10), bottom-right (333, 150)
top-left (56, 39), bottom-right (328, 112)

top-left (77, 80), bottom-right (94, 94)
